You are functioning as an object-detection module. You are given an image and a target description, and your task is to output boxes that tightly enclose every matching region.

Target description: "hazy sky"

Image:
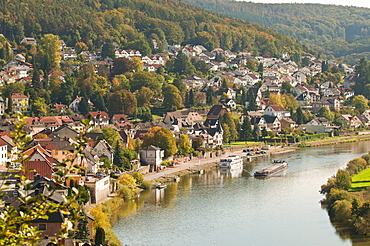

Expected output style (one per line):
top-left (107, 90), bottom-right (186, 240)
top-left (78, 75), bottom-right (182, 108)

top-left (248, 0), bottom-right (370, 9)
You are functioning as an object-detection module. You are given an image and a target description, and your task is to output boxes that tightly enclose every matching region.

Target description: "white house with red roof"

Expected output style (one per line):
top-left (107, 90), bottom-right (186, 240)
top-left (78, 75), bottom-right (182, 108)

top-left (86, 111), bottom-right (110, 127)
top-left (264, 104), bottom-right (291, 119)
top-left (11, 93), bottom-right (29, 112)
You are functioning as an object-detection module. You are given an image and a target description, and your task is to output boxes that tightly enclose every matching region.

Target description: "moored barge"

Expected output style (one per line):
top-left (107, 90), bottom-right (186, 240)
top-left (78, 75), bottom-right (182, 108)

top-left (254, 160), bottom-right (288, 177)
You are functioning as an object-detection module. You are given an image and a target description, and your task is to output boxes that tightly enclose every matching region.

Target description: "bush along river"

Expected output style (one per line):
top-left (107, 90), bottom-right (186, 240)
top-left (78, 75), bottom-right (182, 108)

top-left (113, 141), bottom-right (370, 246)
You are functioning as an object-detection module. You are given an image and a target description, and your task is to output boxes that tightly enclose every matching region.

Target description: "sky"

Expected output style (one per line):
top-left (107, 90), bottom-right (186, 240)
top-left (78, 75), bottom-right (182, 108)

top-left (247, 0), bottom-right (370, 9)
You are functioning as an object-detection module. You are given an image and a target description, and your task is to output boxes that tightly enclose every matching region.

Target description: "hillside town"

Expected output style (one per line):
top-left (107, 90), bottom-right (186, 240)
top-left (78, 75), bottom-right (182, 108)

top-left (1, 34), bottom-right (370, 245)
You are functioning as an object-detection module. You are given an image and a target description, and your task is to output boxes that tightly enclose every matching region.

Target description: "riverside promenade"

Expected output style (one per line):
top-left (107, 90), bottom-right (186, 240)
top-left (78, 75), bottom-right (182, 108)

top-left (144, 145), bottom-right (295, 181)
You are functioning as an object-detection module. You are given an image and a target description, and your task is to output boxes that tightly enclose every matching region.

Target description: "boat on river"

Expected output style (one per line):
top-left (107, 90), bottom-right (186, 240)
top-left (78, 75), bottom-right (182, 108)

top-left (219, 155), bottom-right (243, 168)
top-left (254, 160), bottom-right (288, 177)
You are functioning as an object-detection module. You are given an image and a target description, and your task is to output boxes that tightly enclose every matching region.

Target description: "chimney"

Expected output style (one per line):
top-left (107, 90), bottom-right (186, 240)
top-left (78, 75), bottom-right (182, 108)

top-left (34, 188), bottom-right (40, 196)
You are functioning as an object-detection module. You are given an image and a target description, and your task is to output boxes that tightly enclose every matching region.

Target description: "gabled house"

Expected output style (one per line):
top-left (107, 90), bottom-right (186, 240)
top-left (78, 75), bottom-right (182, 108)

top-left (264, 104), bottom-right (291, 120)
top-left (90, 139), bottom-right (114, 163)
top-left (86, 111), bottom-right (110, 127)
top-left (263, 115), bottom-right (281, 132)
top-left (259, 82), bottom-right (280, 94)
top-left (22, 145), bottom-right (54, 180)
top-left (336, 115), bottom-right (362, 129)
top-left (280, 118), bottom-right (296, 130)
top-left (206, 105), bottom-right (229, 120)
top-left (219, 98), bottom-right (236, 110)
top-left (217, 88), bottom-right (236, 100)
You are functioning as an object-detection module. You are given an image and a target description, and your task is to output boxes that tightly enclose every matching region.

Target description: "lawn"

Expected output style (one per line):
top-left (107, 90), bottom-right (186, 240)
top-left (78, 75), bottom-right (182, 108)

top-left (350, 168), bottom-right (370, 191)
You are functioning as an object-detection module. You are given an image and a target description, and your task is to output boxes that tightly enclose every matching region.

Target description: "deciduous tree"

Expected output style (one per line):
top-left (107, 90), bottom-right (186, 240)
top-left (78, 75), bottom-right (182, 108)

top-left (142, 127), bottom-right (177, 157)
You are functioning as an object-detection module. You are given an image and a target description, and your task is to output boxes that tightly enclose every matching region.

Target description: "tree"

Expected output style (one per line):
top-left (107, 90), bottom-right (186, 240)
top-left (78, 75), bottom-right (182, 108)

top-left (293, 107), bottom-right (307, 125)
top-left (101, 43), bottom-right (115, 59)
top-left (74, 42), bottom-right (88, 54)
top-left (129, 71), bottom-right (163, 94)
top-left (177, 134), bottom-right (192, 155)
top-left (162, 84), bottom-right (184, 111)
top-left (111, 57), bottom-right (135, 76)
top-left (37, 34), bottom-right (61, 71)
top-left (351, 95), bottom-right (369, 114)
top-left (31, 97), bottom-right (48, 116)
top-left (112, 75), bottom-right (130, 92)
top-left (136, 87), bottom-right (154, 107)
top-left (78, 94), bottom-right (92, 115)
top-left (206, 86), bottom-right (216, 105)
top-left (247, 91), bottom-right (258, 111)
top-left (113, 141), bottom-right (128, 169)
top-left (98, 128), bottom-right (121, 149)
top-left (319, 106), bottom-right (334, 122)
top-left (107, 90), bottom-right (137, 115)
top-left (75, 210), bottom-right (90, 243)
top-left (192, 137), bottom-right (203, 150)
top-left (239, 116), bottom-right (253, 141)
top-left (172, 52), bottom-right (195, 76)
top-left (335, 169), bottom-right (351, 190)
top-left (220, 112), bottom-right (238, 141)
top-left (142, 127), bottom-right (177, 158)
top-left (94, 227), bottom-right (106, 246)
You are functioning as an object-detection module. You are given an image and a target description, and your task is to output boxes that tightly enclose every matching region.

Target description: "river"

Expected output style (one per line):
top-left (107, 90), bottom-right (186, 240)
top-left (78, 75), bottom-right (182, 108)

top-left (113, 141), bottom-right (370, 246)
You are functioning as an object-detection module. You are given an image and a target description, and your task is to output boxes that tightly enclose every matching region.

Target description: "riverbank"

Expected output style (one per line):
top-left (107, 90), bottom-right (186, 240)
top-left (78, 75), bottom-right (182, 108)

top-left (144, 134), bottom-right (370, 182)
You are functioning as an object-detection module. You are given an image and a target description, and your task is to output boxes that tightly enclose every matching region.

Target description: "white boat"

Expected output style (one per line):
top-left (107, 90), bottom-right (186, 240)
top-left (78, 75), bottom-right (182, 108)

top-left (219, 155), bottom-right (243, 168)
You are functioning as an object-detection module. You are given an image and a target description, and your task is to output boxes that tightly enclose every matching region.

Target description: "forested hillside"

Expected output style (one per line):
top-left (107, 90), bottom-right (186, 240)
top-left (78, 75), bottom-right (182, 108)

top-left (0, 0), bottom-right (304, 57)
top-left (181, 0), bottom-right (370, 64)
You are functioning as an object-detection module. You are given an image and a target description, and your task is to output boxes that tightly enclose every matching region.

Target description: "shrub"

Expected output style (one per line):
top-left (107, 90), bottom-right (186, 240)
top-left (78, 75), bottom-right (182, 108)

top-left (161, 160), bottom-right (172, 166)
top-left (141, 180), bottom-right (153, 190)
top-left (132, 172), bottom-right (144, 185)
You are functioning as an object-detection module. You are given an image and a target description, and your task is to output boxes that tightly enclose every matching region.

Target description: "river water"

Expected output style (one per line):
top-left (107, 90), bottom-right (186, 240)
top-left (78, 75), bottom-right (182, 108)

top-left (113, 141), bottom-right (370, 246)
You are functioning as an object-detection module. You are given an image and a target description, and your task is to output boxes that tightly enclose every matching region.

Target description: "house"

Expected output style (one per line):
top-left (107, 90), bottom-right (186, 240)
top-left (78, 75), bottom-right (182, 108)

top-left (0, 138), bottom-right (7, 165)
top-left (264, 104), bottom-right (291, 119)
top-left (182, 75), bottom-right (208, 89)
top-left (22, 145), bottom-right (54, 180)
top-left (241, 73), bottom-right (260, 86)
top-left (0, 96), bottom-right (5, 116)
top-left (163, 109), bottom-right (203, 129)
top-left (53, 125), bottom-right (79, 139)
top-left (263, 115), bottom-right (281, 132)
top-left (86, 111), bottom-right (110, 127)
top-left (311, 97), bottom-right (341, 114)
top-left (306, 117), bottom-right (332, 133)
top-left (11, 93), bottom-right (29, 112)
top-left (20, 37), bottom-right (37, 45)
top-left (280, 118), bottom-right (297, 130)
top-left (205, 124), bottom-right (223, 147)
top-left (61, 49), bottom-right (77, 60)
top-left (250, 116), bottom-right (267, 131)
top-left (219, 98), bottom-right (236, 110)
top-left (263, 69), bottom-right (280, 78)
top-left (90, 139), bottom-right (114, 163)
top-left (85, 175), bottom-right (110, 204)
top-left (139, 145), bottom-right (164, 172)
top-left (216, 88), bottom-right (236, 100)
top-left (336, 115), bottom-right (362, 129)
top-left (111, 114), bottom-right (132, 129)
top-left (259, 82), bottom-right (280, 94)
top-left (206, 105), bottom-right (229, 120)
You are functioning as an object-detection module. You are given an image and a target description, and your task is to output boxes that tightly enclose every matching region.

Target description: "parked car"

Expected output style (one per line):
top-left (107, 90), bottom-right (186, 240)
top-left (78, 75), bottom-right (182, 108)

top-left (259, 151), bottom-right (266, 154)
top-left (247, 152), bottom-right (255, 156)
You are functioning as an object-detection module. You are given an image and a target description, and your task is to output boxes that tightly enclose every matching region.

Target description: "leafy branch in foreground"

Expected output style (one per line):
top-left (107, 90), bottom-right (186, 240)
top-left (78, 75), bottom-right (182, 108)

top-left (0, 113), bottom-right (92, 245)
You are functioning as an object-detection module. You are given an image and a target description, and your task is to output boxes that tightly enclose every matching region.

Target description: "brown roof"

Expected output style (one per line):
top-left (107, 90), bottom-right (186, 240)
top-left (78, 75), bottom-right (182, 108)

top-left (268, 104), bottom-right (286, 111)
top-left (11, 93), bottom-right (28, 99)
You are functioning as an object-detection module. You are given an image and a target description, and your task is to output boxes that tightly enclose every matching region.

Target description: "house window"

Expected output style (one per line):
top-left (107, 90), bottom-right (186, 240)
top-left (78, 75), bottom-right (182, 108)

top-left (38, 224), bottom-right (47, 231)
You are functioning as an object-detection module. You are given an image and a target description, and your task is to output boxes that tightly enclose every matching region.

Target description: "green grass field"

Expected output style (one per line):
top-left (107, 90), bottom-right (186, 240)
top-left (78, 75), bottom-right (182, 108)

top-left (350, 168), bottom-right (370, 191)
